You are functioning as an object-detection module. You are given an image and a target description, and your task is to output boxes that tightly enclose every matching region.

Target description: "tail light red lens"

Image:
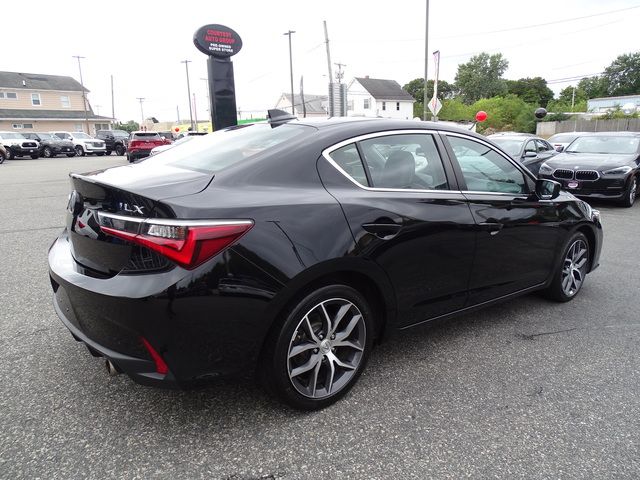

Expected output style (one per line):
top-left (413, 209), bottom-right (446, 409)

top-left (128, 140), bottom-right (142, 149)
top-left (99, 217), bottom-right (253, 270)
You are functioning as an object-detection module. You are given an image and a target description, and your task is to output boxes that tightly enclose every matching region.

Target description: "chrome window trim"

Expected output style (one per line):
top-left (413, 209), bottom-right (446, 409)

top-left (321, 129), bottom-right (460, 195)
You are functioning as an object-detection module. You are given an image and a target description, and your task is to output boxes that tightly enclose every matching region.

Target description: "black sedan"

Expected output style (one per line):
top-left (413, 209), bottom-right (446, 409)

top-left (487, 133), bottom-right (557, 176)
top-left (538, 132), bottom-right (640, 207)
top-left (23, 132), bottom-right (75, 158)
top-left (49, 116), bottom-right (603, 409)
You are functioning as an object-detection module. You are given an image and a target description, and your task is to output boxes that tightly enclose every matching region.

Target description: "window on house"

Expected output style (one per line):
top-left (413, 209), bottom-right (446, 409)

top-left (347, 100), bottom-right (354, 111)
top-left (31, 93), bottom-right (41, 106)
top-left (1, 92), bottom-right (17, 99)
top-left (60, 96), bottom-right (70, 108)
top-left (23, 123), bottom-right (33, 129)
top-left (396, 102), bottom-right (400, 111)
top-left (363, 98), bottom-right (370, 109)
top-left (74, 124), bottom-right (83, 131)
top-left (382, 102), bottom-right (386, 111)
top-left (12, 124), bottom-right (23, 129)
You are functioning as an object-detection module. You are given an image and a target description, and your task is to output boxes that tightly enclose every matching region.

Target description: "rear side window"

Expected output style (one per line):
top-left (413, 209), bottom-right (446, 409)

top-left (329, 144), bottom-right (369, 186)
top-left (151, 123), bottom-right (314, 174)
top-left (447, 135), bottom-right (527, 194)
top-left (359, 134), bottom-right (449, 190)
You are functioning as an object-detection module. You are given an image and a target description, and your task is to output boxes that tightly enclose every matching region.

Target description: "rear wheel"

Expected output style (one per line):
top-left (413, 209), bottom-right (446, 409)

top-left (543, 232), bottom-right (589, 302)
top-left (6, 148), bottom-right (14, 160)
top-left (74, 145), bottom-right (85, 157)
top-left (619, 175), bottom-right (637, 208)
top-left (263, 284), bottom-right (374, 410)
top-left (115, 145), bottom-right (125, 156)
top-left (43, 147), bottom-right (53, 158)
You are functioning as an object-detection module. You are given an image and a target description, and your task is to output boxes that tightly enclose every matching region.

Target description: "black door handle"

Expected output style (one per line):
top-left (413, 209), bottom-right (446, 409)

top-left (362, 223), bottom-right (402, 239)
top-left (478, 222), bottom-right (503, 235)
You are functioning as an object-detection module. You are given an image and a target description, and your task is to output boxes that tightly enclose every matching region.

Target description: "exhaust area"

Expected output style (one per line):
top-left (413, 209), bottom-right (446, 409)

top-left (105, 359), bottom-right (120, 376)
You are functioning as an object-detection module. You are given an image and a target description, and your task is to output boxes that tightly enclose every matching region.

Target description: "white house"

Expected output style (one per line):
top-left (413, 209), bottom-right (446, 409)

top-left (347, 76), bottom-right (415, 119)
top-left (587, 94), bottom-right (640, 113)
top-left (275, 93), bottom-right (328, 118)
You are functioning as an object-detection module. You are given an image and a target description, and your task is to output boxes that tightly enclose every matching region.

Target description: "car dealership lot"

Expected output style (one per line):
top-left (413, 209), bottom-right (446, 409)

top-left (0, 157), bottom-right (638, 479)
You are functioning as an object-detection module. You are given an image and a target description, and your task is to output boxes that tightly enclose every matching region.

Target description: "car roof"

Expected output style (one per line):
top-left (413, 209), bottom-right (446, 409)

top-left (576, 131), bottom-right (640, 137)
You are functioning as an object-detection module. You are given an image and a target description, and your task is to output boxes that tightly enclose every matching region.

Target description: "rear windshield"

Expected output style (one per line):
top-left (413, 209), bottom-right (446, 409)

top-left (132, 132), bottom-right (161, 139)
top-left (147, 123), bottom-right (314, 173)
top-left (566, 136), bottom-right (640, 154)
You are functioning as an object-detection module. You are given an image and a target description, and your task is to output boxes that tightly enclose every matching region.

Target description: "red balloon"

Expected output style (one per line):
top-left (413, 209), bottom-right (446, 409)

top-left (174, 127), bottom-right (180, 132)
top-left (475, 111), bottom-right (488, 122)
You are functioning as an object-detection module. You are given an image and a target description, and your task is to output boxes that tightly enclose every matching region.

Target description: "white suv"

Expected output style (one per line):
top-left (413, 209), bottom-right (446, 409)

top-left (0, 131), bottom-right (40, 159)
top-left (51, 131), bottom-right (106, 156)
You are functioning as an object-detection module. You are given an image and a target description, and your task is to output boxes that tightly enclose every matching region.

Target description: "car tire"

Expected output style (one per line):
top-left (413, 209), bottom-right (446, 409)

top-left (106, 150), bottom-right (112, 156)
top-left (0, 151), bottom-right (5, 164)
top-left (262, 284), bottom-right (375, 410)
top-left (30, 154), bottom-right (39, 159)
top-left (115, 145), bottom-right (125, 156)
top-left (619, 175), bottom-right (637, 208)
top-left (126, 154), bottom-right (132, 162)
top-left (74, 146), bottom-right (85, 157)
top-left (43, 147), bottom-right (53, 158)
top-left (6, 148), bottom-right (14, 160)
top-left (543, 232), bottom-right (590, 302)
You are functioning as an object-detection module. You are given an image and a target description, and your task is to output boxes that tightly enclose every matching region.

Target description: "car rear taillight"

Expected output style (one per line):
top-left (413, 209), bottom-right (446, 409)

top-left (128, 140), bottom-right (142, 149)
top-left (98, 214), bottom-right (253, 270)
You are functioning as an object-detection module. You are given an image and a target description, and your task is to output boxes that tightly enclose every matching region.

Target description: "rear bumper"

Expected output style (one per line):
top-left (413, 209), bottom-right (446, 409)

top-left (48, 230), bottom-right (281, 387)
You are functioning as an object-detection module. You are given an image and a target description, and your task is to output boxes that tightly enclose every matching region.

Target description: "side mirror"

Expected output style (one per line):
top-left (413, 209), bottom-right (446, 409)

top-left (536, 178), bottom-right (561, 200)
top-left (524, 151), bottom-right (537, 158)
top-left (555, 145), bottom-right (564, 152)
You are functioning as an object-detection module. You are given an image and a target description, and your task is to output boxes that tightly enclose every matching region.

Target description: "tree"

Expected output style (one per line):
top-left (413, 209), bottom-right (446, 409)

top-left (578, 76), bottom-right (608, 99)
top-left (471, 95), bottom-right (536, 133)
top-left (438, 98), bottom-right (472, 122)
top-left (455, 52), bottom-right (509, 104)
top-left (604, 52), bottom-right (640, 96)
top-left (506, 77), bottom-right (554, 107)
top-left (114, 120), bottom-right (139, 133)
top-left (403, 78), bottom-right (456, 104)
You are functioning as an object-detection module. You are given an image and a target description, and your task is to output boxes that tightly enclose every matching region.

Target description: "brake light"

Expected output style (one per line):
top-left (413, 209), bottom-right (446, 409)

top-left (100, 218), bottom-right (253, 270)
top-left (128, 140), bottom-right (142, 149)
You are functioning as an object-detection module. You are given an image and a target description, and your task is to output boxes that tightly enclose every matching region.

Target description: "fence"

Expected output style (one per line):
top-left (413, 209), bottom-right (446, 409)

top-left (536, 118), bottom-right (640, 138)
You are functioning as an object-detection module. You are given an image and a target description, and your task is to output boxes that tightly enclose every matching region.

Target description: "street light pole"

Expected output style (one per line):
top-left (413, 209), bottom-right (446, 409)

top-left (136, 97), bottom-right (145, 128)
top-left (283, 30), bottom-right (296, 115)
top-left (181, 60), bottom-right (194, 131)
top-left (72, 55), bottom-right (90, 134)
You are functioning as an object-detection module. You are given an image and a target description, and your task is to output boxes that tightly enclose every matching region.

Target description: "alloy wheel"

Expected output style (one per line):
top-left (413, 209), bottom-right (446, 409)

top-left (43, 147), bottom-right (52, 158)
top-left (287, 298), bottom-right (366, 399)
top-left (561, 239), bottom-right (588, 297)
top-left (630, 177), bottom-right (637, 206)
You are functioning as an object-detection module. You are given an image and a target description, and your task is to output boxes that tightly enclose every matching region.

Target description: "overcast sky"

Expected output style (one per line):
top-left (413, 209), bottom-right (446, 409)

top-left (3, 0), bottom-right (639, 123)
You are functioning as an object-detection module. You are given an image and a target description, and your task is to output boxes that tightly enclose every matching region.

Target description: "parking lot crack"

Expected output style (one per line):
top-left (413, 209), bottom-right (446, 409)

top-left (516, 327), bottom-right (577, 341)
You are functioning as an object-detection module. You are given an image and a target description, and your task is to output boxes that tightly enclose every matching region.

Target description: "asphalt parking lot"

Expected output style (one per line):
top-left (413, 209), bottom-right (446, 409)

top-left (0, 156), bottom-right (638, 479)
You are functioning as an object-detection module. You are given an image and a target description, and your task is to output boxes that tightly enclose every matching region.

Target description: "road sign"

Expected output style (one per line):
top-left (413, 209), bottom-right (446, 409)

top-left (428, 97), bottom-right (442, 116)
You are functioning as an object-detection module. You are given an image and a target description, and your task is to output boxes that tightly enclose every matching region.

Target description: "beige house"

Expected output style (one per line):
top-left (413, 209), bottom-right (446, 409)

top-left (275, 93), bottom-right (328, 118)
top-left (0, 71), bottom-right (113, 134)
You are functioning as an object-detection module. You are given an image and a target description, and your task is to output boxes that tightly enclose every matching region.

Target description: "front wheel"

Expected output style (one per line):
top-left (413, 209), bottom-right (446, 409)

top-left (0, 151), bottom-right (5, 164)
top-left (6, 148), bottom-right (14, 160)
top-left (263, 285), bottom-right (374, 410)
top-left (619, 175), bottom-right (637, 208)
top-left (115, 145), bottom-right (125, 156)
top-left (43, 147), bottom-right (53, 158)
top-left (543, 232), bottom-right (590, 302)
top-left (74, 145), bottom-right (85, 157)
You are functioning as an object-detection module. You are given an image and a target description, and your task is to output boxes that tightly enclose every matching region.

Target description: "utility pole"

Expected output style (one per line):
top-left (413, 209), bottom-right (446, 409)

top-left (72, 55), bottom-right (90, 134)
top-left (571, 85), bottom-right (576, 111)
top-left (193, 93), bottom-right (198, 132)
top-left (423, 0), bottom-right (430, 121)
top-left (334, 62), bottom-right (346, 83)
top-left (283, 30), bottom-right (296, 114)
top-left (324, 21), bottom-right (333, 87)
top-left (176, 105), bottom-right (180, 124)
top-left (110, 75), bottom-right (115, 122)
top-left (136, 97), bottom-right (145, 128)
top-left (181, 60), bottom-right (194, 130)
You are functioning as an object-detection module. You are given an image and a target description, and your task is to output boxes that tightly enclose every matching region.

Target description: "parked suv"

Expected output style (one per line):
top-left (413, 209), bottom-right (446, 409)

top-left (51, 131), bottom-right (106, 157)
top-left (0, 132), bottom-right (39, 159)
top-left (96, 130), bottom-right (129, 156)
top-left (126, 131), bottom-right (169, 162)
top-left (23, 132), bottom-right (75, 158)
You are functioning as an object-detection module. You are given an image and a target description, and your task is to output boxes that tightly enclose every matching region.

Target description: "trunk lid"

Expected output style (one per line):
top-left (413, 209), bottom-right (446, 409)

top-left (67, 163), bottom-right (213, 275)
